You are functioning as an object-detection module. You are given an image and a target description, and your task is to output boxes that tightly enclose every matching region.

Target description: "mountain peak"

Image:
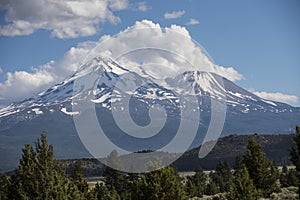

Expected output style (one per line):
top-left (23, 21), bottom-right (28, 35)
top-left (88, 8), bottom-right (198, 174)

top-left (0, 56), bottom-right (299, 125)
top-left (0, 56), bottom-right (299, 171)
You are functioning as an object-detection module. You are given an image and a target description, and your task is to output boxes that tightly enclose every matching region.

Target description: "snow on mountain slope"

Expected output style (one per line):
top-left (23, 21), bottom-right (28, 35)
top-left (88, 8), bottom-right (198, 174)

top-left (0, 56), bottom-right (298, 120)
top-left (0, 56), bottom-right (127, 118)
top-left (0, 56), bottom-right (299, 172)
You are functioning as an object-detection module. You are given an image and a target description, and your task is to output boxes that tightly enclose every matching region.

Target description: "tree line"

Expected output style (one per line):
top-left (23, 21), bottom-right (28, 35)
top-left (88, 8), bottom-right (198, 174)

top-left (0, 126), bottom-right (300, 199)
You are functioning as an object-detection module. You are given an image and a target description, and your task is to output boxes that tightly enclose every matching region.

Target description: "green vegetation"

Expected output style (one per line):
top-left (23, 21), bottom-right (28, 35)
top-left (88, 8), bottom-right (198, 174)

top-left (290, 125), bottom-right (300, 198)
top-left (242, 136), bottom-right (280, 197)
top-left (174, 133), bottom-right (294, 171)
top-left (210, 160), bottom-right (233, 193)
top-left (186, 166), bottom-right (207, 197)
top-left (227, 164), bottom-right (260, 200)
top-left (131, 165), bottom-right (187, 200)
top-left (0, 127), bottom-right (300, 199)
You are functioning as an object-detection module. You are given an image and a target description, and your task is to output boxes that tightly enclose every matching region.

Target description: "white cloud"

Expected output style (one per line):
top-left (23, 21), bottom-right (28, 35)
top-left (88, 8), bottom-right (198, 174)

top-left (0, 0), bottom-right (129, 39)
top-left (0, 20), bottom-right (243, 105)
top-left (108, 0), bottom-right (129, 11)
top-left (0, 67), bottom-right (3, 74)
top-left (0, 41), bottom-right (95, 104)
top-left (251, 90), bottom-right (298, 105)
top-left (164, 10), bottom-right (185, 19)
top-left (0, 66), bottom-right (55, 104)
top-left (136, 2), bottom-right (150, 11)
top-left (186, 18), bottom-right (200, 25)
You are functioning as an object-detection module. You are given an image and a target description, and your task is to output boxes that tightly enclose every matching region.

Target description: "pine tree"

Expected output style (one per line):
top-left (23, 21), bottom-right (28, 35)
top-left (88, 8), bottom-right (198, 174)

top-left (186, 166), bottom-right (207, 197)
top-left (103, 150), bottom-right (129, 198)
top-left (91, 182), bottom-right (120, 200)
top-left (290, 125), bottom-right (300, 198)
top-left (210, 160), bottom-right (233, 193)
top-left (242, 136), bottom-right (280, 197)
top-left (8, 133), bottom-right (72, 199)
top-left (70, 160), bottom-right (89, 196)
top-left (65, 160), bottom-right (90, 199)
top-left (131, 166), bottom-right (187, 200)
top-left (287, 168), bottom-right (298, 187)
top-left (0, 173), bottom-right (10, 200)
top-left (280, 168), bottom-right (298, 187)
top-left (267, 161), bottom-right (280, 194)
top-left (205, 181), bottom-right (219, 195)
top-left (227, 165), bottom-right (261, 200)
top-left (34, 133), bottom-right (56, 199)
top-left (9, 144), bottom-right (39, 199)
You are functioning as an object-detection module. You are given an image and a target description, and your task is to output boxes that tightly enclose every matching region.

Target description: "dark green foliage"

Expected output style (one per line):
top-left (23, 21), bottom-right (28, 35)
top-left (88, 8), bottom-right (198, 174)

top-left (234, 155), bottom-right (243, 170)
top-left (290, 125), bottom-right (300, 198)
top-left (69, 160), bottom-right (89, 199)
top-left (103, 150), bottom-right (129, 198)
top-left (242, 136), bottom-right (280, 197)
top-left (131, 166), bottom-right (187, 200)
top-left (227, 165), bottom-right (261, 200)
top-left (210, 160), bottom-right (233, 193)
top-left (268, 162), bottom-right (281, 194)
top-left (175, 134), bottom-right (294, 171)
top-left (185, 166), bottom-right (207, 197)
top-left (64, 158), bottom-right (105, 177)
top-left (280, 168), bottom-right (298, 187)
top-left (282, 165), bottom-right (288, 174)
top-left (205, 181), bottom-right (219, 195)
top-left (91, 182), bottom-right (120, 200)
top-left (6, 133), bottom-right (95, 200)
top-left (8, 133), bottom-right (71, 199)
top-left (0, 173), bottom-right (10, 200)
top-left (1, 131), bottom-right (295, 199)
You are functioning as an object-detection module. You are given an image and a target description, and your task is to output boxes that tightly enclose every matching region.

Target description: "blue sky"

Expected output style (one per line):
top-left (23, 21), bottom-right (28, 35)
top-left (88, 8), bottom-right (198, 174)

top-left (0, 0), bottom-right (299, 106)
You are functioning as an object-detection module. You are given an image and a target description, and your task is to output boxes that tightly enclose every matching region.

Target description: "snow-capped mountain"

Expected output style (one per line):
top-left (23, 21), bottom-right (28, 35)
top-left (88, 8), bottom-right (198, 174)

top-left (0, 56), bottom-right (299, 171)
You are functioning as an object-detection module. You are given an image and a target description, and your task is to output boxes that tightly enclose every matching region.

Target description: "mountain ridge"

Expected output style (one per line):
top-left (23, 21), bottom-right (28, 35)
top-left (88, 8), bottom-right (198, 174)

top-left (0, 56), bottom-right (299, 171)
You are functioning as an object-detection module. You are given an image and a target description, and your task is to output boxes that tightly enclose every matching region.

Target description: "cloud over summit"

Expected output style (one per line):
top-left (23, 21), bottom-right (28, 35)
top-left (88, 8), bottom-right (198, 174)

top-left (0, 20), bottom-right (243, 106)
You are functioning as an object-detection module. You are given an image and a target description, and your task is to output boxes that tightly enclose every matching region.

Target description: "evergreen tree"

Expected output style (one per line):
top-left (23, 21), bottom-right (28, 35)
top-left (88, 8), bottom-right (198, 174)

top-left (9, 144), bottom-right (40, 199)
top-left (282, 165), bottom-right (288, 174)
top-left (65, 160), bottom-right (91, 199)
top-left (205, 181), bottom-right (219, 195)
top-left (210, 160), bottom-right (233, 193)
top-left (103, 150), bottom-right (129, 198)
top-left (242, 136), bottom-right (280, 197)
top-left (234, 156), bottom-right (243, 170)
top-left (185, 166), bottom-right (207, 197)
top-left (290, 125), bottom-right (300, 198)
top-left (0, 173), bottom-right (10, 200)
top-left (131, 166), bottom-right (187, 200)
top-left (287, 168), bottom-right (298, 187)
top-left (280, 168), bottom-right (298, 187)
top-left (267, 161), bottom-right (280, 194)
top-left (91, 182), bottom-right (120, 200)
top-left (8, 133), bottom-right (72, 199)
top-left (227, 165), bottom-right (261, 200)
top-left (70, 160), bottom-right (89, 196)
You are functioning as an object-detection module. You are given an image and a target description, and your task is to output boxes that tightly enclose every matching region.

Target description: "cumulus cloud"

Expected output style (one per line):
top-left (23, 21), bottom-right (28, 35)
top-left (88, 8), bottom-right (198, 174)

top-left (87, 20), bottom-right (243, 81)
top-left (0, 69), bottom-right (55, 101)
top-left (0, 41), bottom-right (96, 104)
top-left (0, 67), bottom-right (3, 74)
top-left (164, 10), bottom-right (185, 19)
top-left (186, 18), bottom-right (200, 25)
top-left (251, 90), bottom-right (298, 105)
top-left (0, 0), bottom-right (129, 39)
top-left (0, 20), bottom-right (243, 105)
